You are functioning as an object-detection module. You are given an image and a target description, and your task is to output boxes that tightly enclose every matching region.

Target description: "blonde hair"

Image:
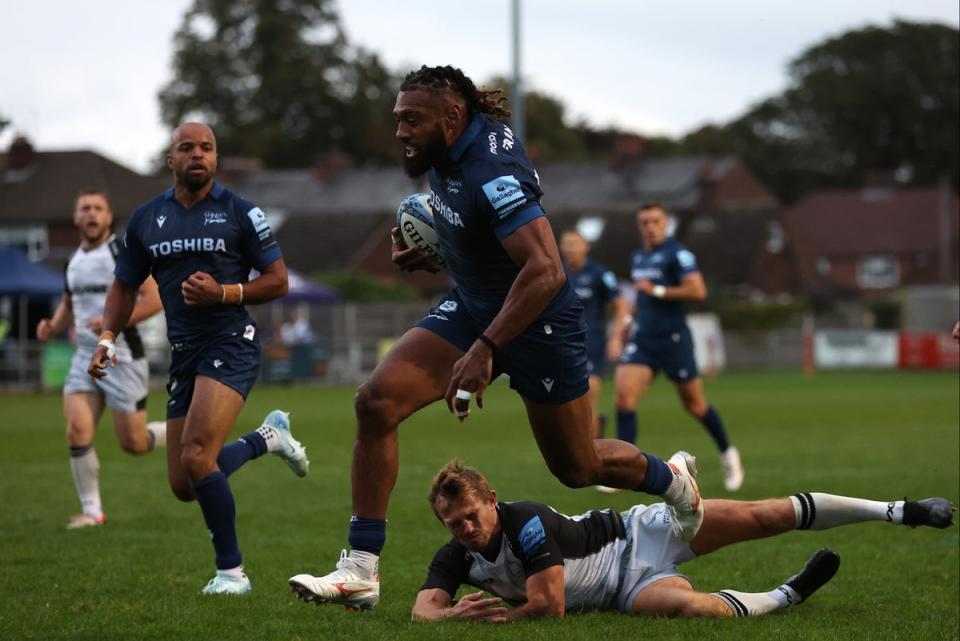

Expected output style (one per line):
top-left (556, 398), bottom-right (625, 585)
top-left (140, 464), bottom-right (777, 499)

top-left (428, 459), bottom-right (495, 519)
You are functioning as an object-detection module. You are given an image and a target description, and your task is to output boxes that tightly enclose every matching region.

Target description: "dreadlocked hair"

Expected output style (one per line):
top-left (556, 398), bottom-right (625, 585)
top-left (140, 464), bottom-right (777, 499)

top-left (401, 65), bottom-right (512, 120)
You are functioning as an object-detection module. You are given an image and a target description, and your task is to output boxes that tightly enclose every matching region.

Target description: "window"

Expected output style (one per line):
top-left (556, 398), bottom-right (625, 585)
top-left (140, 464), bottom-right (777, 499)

top-left (857, 255), bottom-right (899, 289)
top-left (766, 221), bottom-right (784, 253)
top-left (575, 216), bottom-right (605, 243)
top-left (0, 225), bottom-right (48, 260)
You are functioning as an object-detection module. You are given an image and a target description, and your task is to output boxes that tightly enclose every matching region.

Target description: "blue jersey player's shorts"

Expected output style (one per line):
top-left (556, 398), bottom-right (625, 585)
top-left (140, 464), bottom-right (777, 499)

top-left (585, 332), bottom-right (607, 378)
top-left (620, 325), bottom-right (699, 383)
top-left (165, 321), bottom-right (262, 419)
top-left (417, 289), bottom-right (589, 405)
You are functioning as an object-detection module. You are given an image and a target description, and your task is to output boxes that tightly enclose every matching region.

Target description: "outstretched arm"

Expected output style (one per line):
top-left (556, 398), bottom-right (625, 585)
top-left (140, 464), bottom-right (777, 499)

top-left (636, 272), bottom-right (707, 302)
top-left (503, 565), bottom-right (565, 621)
top-left (36, 293), bottom-right (74, 341)
top-left (87, 276), bottom-right (163, 334)
top-left (87, 278), bottom-right (139, 378)
top-left (412, 588), bottom-right (507, 623)
top-left (606, 296), bottom-right (631, 361)
top-left (445, 217), bottom-right (566, 416)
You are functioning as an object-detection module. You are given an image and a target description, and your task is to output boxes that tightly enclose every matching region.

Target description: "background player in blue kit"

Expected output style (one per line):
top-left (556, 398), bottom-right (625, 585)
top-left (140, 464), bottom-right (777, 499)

top-left (559, 228), bottom-right (626, 439)
top-left (612, 204), bottom-right (744, 492)
top-left (288, 66), bottom-right (704, 611)
top-left (88, 123), bottom-right (309, 595)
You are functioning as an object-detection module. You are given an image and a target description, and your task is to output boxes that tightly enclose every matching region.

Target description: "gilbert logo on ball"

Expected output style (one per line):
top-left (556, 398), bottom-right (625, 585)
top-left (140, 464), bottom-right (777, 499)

top-left (396, 193), bottom-right (447, 271)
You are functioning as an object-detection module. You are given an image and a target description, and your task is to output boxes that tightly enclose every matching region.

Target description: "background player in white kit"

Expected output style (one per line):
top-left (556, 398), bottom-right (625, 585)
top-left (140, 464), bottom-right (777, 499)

top-left (36, 189), bottom-right (165, 529)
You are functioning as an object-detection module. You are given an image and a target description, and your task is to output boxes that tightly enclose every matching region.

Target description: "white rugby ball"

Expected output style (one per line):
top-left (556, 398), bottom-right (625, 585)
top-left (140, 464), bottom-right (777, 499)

top-left (396, 193), bottom-right (447, 271)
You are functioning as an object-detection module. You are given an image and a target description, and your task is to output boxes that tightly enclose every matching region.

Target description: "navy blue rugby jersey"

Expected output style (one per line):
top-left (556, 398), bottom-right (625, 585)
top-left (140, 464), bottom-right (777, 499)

top-left (114, 182), bottom-right (282, 344)
top-left (629, 237), bottom-right (699, 335)
top-left (568, 258), bottom-right (620, 339)
top-left (426, 113), bottom-right (577, 324)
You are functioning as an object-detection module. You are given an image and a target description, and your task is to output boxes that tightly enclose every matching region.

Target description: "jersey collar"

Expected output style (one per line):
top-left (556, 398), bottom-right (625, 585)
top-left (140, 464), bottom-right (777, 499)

top-left (447, 114), bottom-right (486, 163)
top-left (163, 180), bottom-right (225, 201)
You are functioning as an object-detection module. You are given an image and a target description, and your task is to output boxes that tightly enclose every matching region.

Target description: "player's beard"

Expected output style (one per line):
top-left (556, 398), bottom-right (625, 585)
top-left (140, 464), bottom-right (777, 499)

top-left (401, 126), bottom-right (447, 178)
top-left (81, 222), bottom-right (109, 245)
top-left (180, 166), bottom-right (213, 191)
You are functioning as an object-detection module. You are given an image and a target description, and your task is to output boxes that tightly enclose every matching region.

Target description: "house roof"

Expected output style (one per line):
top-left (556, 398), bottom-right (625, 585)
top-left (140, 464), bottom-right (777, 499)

top-left (781, 186), bottom-right (960, 293)
top-left (783, 187), bottom-right (959, 257)
top-left (225, 167), bottom-right (424, 216)
top-left (0, 149), bottom-right (167, 223)
top-left (225, 155), bottom-right (775, 218)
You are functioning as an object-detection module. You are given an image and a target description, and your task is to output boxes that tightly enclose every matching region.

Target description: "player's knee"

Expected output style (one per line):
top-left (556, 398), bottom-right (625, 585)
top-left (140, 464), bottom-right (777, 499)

top-left (65, 420), bottom-right (92, 446)
top-left (117, 432), bottom-right (149, 456)
top-left (169, 479), bottom-right (195, 502)
top-left (355, 382), bottom-right (405, 432)
top-left (683, 399), bottom-right (708, 417)
top-left (179, 442), bottom-right (215, 480)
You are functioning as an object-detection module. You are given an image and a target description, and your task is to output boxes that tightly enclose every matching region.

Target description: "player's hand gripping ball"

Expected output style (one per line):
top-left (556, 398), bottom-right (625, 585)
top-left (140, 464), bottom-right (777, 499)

top-left (396, 193), bottom-right (447, 271)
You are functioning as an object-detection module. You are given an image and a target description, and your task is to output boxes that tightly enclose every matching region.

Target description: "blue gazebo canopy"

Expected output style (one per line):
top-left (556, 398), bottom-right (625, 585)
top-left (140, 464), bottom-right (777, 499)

top-left (0, 246), bottom-right (64, 299)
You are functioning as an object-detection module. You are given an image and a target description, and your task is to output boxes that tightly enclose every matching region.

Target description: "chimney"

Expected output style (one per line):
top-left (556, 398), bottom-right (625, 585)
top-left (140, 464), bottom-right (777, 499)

top-left (609, 134), bottom-right (645, 171)
top-left (8, 135), bottom-right (36, 170)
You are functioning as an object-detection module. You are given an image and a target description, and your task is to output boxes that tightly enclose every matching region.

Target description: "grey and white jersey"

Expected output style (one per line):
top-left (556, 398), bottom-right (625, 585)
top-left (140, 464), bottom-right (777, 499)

top-left (422, 501), bottom-right (628, 611)
top-left (65, 236), bottom-right (144, 362)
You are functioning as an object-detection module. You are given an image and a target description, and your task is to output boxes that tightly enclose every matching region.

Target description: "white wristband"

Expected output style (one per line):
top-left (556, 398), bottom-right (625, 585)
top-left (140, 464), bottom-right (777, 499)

top-left (652, 285), bottom-right (666, 299)
top-left (97, 338), bottom-right (116, 360)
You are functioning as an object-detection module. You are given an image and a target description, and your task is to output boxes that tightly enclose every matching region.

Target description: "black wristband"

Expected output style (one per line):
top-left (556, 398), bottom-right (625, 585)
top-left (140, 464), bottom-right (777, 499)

top-left (478, 333), bottom-right (498, 353)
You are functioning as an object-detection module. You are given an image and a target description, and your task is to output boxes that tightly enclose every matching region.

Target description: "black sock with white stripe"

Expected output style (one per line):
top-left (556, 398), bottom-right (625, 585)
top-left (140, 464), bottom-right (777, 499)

top-left (791, 492), bottom-right (904, 530)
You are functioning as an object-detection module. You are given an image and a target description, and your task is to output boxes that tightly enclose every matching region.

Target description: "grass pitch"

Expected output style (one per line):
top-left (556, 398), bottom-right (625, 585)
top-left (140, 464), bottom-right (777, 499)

top-left (0, 371), bottom-right (957, 641)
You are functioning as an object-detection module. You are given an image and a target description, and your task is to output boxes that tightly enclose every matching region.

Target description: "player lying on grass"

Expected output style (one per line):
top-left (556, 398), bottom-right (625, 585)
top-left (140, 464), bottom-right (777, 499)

top-left (411, 459), bottom-right (955, 621)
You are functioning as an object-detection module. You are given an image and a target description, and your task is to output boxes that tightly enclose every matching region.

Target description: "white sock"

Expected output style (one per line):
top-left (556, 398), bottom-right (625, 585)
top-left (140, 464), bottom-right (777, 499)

top-left (791, 492), bottom-right (904, 530)
top-left (714, 584), bottom-right (801, 616)
top-left (146, 421), bottom-right (166, 450)
top-left (349, 550), bottom-right (380, 578)
top-left (69, 445), bottom-right (102, 517)
top-left (256, 425), bottom-right (281, 452)
top-left (217, 565), bottom-right (246, 579)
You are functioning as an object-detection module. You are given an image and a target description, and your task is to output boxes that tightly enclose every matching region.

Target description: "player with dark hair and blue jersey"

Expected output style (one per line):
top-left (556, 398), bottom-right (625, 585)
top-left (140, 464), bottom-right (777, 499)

top-left (288, 65), bottom-right (704, 611)
top-left (612, 204), bottom-right (744, 493)
top-left (88, 122), bottom-right (309, 595)
top-left (558, 228), bottom-right (627, 439)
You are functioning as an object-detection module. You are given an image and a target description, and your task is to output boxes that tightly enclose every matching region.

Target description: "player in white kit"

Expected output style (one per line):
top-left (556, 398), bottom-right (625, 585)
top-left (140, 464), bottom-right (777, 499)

top-left (36, 189), bottom-right (165, 529)
top-left (412, 460), bottom-right (954, 621)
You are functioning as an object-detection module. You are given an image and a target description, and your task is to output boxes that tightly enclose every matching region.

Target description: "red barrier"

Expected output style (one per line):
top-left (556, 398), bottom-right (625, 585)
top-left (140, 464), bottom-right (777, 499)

top-left (898, 333), bottom-right (960, 369)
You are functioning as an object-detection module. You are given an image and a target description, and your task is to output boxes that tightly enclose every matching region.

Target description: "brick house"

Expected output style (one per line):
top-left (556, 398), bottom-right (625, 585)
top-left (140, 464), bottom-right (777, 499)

top-left (0, 136), bottom-right (166, 266)
top-left (752, 185), bottom-right (960, 298)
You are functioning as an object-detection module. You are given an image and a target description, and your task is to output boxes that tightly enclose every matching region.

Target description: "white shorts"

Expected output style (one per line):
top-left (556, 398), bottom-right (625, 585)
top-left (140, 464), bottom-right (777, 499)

top-left (63, 349), bottom-right (149, 414)
top-left (613, 503), bottom-right (697, 612)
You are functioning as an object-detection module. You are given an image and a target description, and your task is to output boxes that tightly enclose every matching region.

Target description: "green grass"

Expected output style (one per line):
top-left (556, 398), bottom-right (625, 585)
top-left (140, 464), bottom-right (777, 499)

top-left (0, 371), bottom-right (957, 641)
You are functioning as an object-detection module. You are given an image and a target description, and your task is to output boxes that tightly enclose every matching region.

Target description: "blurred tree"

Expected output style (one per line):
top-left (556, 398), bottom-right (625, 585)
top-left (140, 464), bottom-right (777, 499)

top-left (706, 20), bottom-right (959, 201)
top-left (483, 76), bottom-right (588, 162)
top-left (159, 0), bottom-right (398, 167)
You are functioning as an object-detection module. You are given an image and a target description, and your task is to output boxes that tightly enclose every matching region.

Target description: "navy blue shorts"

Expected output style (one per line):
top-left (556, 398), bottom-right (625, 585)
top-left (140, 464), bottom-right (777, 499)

top-left (586, 333), bottom-right (607, 378)
top-left (166, 322), bottom-right (262, 419)
top-left (416, 289), bottom-right (589, 405)
top-left (620, 326), bottom-right (699, 383)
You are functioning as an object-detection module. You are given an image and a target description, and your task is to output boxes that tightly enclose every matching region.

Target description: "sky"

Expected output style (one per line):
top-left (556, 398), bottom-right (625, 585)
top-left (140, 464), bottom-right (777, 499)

top-left (1, 1), bottom-right (957, 173)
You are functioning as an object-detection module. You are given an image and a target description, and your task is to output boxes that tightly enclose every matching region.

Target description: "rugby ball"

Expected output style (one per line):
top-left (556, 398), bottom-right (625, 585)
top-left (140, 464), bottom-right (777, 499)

top-left (396, 193), bottom-right (447, 271)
